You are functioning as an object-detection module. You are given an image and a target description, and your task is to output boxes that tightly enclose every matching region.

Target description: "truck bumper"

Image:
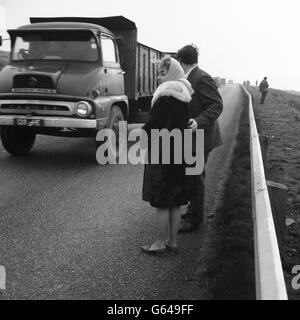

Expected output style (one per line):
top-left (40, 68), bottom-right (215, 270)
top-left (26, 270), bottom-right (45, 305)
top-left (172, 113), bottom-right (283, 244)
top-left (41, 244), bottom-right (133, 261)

top-left (0, 115), bottom-right (107, 129)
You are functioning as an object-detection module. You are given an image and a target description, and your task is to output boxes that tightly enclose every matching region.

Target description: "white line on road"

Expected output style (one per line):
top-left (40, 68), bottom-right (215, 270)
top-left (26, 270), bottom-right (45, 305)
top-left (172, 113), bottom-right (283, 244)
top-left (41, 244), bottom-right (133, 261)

top-left (0, 266), bottom-right (6, 290)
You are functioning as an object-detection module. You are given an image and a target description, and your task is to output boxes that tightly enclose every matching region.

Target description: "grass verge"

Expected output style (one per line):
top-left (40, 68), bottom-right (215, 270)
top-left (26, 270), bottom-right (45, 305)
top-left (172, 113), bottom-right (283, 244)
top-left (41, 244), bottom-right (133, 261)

top-left (204, 90), bottom-right (255, 300)
top-left (248, 87), bottom-right (300, 300)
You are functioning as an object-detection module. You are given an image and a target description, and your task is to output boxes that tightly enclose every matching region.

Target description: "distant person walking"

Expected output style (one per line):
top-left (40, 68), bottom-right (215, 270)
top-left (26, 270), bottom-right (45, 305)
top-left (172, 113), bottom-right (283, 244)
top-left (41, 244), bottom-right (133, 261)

top-left (259, 77), bottom-right (269, 104)
top-left (176, 45), bottom-right (223, 233)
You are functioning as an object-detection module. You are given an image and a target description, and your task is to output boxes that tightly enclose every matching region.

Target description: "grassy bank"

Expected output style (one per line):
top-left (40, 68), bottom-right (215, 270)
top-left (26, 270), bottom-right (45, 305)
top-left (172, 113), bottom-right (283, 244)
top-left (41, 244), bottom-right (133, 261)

top-left (248, 87), bottom-right (300, 300)
top-left (204, 91), bottom-right (255, 300)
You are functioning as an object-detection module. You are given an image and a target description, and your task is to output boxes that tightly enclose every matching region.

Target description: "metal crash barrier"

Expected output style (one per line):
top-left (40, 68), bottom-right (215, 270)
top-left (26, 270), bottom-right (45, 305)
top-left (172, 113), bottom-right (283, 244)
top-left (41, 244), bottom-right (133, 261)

top-left (243, 86), bottom-right (288, 300)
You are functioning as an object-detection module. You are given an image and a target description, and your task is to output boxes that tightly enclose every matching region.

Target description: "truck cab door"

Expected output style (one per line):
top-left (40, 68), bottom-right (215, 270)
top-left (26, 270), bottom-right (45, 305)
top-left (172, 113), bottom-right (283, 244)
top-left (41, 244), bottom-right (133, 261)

top-left (100, 34), bottom-right (125, 96)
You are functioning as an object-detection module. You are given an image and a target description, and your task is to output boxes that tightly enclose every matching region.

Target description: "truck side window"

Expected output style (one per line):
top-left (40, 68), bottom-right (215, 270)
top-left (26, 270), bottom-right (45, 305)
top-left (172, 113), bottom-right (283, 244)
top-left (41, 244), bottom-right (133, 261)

top-left (101, 35), bottom-right (117, 63)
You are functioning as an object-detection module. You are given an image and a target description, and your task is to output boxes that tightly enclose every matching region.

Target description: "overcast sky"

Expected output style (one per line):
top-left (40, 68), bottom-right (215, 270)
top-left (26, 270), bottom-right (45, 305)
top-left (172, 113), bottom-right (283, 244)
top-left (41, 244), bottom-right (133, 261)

top-left (0, 0), bottom-right (300, 91)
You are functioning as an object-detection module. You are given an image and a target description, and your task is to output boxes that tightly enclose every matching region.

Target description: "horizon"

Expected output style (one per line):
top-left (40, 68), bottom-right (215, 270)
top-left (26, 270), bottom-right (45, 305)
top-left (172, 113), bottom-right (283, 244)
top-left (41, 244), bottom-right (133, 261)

top-left (0, 0), bottom-right (300, 91)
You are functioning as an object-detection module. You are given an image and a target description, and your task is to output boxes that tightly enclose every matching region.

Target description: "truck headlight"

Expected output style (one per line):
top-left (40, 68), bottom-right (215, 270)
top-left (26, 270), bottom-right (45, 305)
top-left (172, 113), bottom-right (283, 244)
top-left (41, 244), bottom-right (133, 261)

top-left (75, 101), bottom-right (92, 117)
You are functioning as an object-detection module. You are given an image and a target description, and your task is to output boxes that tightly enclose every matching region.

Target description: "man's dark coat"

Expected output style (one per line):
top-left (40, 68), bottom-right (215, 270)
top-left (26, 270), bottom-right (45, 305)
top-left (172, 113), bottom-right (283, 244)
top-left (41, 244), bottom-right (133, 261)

top-left (187, 67), bottom-right (223, 152)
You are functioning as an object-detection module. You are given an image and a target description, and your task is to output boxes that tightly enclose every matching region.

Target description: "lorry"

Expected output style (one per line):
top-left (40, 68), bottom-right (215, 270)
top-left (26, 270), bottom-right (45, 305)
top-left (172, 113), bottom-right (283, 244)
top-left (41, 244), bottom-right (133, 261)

top-left (0, 16), bottom-right (172, 156)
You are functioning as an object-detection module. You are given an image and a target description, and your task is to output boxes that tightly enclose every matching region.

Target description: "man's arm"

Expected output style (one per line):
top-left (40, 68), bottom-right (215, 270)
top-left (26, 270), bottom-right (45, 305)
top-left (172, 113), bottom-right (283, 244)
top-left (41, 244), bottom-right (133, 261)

top-left (193, 75), bottom-right (223, 129)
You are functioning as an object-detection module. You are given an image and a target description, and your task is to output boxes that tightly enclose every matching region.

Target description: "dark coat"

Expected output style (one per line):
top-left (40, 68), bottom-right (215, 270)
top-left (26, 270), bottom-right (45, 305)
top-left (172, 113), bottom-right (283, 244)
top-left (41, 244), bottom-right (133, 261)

top-left (259, 80), bottom-right (269, 92)
top-left (142, 95), bottom-right (197, 208)
top-left (187, 67), bottom-right (223, 152)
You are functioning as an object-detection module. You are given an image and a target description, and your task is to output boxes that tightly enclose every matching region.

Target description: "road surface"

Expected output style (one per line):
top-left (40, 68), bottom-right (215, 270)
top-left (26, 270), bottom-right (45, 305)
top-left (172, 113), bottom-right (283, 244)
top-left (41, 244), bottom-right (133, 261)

top-left (0, 84), bottom-right (243, 299)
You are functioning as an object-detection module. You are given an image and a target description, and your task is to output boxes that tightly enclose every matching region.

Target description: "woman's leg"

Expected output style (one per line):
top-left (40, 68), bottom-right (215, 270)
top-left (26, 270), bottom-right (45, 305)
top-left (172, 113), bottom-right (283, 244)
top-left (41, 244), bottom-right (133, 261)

top-left (168, 206), bottom-right (181, 247)
top-left (148, 208), bottom-right (169, 250)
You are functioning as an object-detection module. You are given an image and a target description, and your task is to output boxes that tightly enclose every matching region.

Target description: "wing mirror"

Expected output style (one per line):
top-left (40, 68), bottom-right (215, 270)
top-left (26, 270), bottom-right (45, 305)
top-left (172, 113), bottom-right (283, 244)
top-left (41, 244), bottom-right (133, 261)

top-left (0, 35), bottom-right (10, 47)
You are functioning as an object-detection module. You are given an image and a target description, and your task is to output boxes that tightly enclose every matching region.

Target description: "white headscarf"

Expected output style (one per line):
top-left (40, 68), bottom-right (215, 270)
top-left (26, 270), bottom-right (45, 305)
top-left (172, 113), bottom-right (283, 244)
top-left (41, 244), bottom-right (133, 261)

top-left (160, 57), bottom-right (185, 82)
top-left (151, 57), bottom-right (194, 106)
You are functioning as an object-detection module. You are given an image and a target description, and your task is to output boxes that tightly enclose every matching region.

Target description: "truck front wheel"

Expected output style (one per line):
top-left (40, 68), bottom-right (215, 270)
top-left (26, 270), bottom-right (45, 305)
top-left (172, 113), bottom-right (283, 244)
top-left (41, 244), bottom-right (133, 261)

top-left (1, 126), bottom-right (36, 155)
top-left (95, 106), bottom-right (126, 160)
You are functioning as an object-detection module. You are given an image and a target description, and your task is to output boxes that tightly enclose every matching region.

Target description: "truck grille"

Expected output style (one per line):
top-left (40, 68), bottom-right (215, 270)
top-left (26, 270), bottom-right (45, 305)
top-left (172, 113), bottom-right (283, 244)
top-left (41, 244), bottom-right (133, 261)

top-left (0, 104), bottom-right (69, 112)
top-left (13, 74), bottom-right (55, 90)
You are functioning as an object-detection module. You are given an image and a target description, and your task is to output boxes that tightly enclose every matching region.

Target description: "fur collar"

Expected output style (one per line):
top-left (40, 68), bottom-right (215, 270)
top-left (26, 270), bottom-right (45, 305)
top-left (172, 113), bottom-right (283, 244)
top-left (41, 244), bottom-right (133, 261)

top-left (151, 80), bottom-right (193, 107)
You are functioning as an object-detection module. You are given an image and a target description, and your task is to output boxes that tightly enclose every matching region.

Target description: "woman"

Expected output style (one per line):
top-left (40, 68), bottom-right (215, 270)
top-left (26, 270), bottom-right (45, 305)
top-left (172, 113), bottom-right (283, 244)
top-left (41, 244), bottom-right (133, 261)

top-left (141, 56), bottom-right (195, 255)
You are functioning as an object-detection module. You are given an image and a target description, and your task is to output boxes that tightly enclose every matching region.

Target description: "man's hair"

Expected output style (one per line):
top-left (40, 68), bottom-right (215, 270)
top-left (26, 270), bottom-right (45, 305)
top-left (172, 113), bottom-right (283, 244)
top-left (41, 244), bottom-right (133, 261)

top-left (264, 77), bottom-right (267, 80)
top-left (177, 45), bottom-right (199, 65)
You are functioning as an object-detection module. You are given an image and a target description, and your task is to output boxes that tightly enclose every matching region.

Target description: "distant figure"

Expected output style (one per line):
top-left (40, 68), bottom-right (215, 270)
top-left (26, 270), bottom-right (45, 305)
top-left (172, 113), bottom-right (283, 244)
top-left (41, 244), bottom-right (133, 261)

top-left (259, 77), bottom-right (269, 104)
top-left (256, 80), bottom-right (258, 87)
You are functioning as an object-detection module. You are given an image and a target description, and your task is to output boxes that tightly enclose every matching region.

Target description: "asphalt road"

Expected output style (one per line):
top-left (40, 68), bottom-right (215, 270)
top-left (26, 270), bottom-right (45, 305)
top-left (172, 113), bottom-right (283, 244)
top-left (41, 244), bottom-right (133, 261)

top-left (0, 84), bottom-right (243, 300)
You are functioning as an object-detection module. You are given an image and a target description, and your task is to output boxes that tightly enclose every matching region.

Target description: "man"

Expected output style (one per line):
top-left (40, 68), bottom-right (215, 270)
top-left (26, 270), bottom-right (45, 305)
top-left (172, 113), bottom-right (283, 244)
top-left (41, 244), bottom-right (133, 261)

top-left (177, 45), bottom-right (223, 233)
top-left (259, 77), bottom-right (269, 104)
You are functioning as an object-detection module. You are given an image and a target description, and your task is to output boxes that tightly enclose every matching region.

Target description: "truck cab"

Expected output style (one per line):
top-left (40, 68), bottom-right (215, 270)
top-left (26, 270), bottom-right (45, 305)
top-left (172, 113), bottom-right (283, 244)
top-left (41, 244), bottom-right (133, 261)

top-left (0, 16), bottom-right (168, 157)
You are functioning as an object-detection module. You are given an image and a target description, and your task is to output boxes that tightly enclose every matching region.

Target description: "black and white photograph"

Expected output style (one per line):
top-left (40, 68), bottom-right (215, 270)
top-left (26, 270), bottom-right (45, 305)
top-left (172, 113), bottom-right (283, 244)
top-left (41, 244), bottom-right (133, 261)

top-left (0, 0), bottom-right (299, 305)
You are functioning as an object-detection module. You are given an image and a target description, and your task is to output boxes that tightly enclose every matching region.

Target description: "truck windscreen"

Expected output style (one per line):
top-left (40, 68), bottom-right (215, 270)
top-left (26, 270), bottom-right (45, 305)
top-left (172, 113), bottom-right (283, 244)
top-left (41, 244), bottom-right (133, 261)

top-left (11, 30), bottom-right (99, 62)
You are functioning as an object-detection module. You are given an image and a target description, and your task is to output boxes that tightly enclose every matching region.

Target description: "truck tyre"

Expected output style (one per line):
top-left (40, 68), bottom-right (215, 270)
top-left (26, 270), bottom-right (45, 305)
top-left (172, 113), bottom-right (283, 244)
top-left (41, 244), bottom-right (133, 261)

top-left (95, 106), bottom-right (125, 161)
top-left (1, 126), bottom-right (36, 155)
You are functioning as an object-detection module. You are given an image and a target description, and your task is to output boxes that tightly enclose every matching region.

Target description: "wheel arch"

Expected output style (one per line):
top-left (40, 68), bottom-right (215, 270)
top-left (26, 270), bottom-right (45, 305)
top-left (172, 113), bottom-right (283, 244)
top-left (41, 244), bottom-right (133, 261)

top-left (110, 100), bottom-right (129, 121)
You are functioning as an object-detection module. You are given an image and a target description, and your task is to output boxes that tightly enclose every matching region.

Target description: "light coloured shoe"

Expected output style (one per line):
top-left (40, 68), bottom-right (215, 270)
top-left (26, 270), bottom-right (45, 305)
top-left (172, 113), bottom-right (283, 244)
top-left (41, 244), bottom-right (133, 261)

top-left (141, 245), bottom-right (167, 256)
